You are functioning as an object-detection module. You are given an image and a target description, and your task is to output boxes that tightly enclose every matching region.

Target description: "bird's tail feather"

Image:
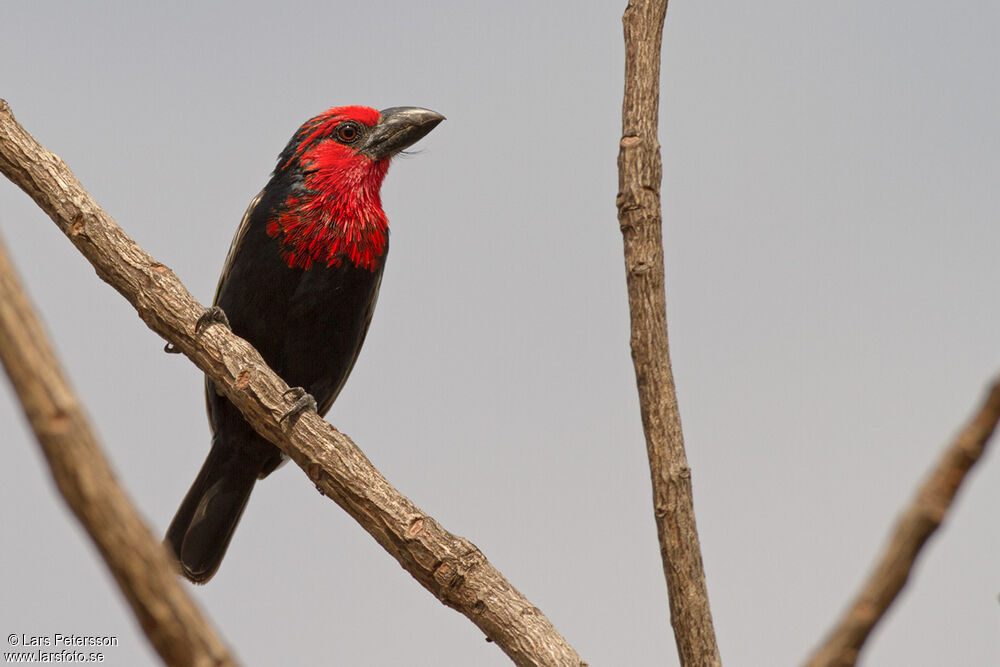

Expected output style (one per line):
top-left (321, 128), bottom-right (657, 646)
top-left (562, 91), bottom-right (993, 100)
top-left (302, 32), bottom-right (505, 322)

top-left (165, 440), bottom-right (258, 583)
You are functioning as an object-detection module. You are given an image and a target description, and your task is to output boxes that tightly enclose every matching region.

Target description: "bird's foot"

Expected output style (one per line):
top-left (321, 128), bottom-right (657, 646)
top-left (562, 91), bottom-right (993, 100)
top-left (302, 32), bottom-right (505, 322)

top-left (279, 387), bottom-right (317, 426)
top-left (165, 307), bottom-right (229, 354)
top-left (195, 306), bottom-right (230, 333)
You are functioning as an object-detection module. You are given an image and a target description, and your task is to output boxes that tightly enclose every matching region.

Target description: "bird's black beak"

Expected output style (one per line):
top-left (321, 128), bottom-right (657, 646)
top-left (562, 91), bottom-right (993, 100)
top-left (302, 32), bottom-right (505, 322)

top-left (362, 107), bottom-right (445, 160)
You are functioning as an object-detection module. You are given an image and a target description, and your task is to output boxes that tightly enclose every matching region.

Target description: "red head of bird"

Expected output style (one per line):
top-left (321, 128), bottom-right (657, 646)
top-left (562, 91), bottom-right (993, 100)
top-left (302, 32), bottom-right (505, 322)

top-left (265, 105), bottom-right (444, 271)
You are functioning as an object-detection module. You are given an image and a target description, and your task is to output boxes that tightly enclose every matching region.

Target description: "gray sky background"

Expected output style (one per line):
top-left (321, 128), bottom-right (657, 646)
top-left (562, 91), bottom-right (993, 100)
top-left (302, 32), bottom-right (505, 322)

top-left (2, 1), bottom-right (998, 665)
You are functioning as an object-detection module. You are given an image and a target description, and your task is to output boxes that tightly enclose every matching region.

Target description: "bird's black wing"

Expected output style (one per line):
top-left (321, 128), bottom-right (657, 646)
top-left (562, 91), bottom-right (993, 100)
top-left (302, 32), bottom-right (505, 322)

top-left (203, 188), bottom-right (265, 428)
top-left (214, 188), bottom-right (265, 305)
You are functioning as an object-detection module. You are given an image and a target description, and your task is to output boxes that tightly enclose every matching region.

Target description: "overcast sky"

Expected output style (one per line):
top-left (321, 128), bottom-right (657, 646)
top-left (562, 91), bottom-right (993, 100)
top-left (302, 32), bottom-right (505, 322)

top-left (2, 1), bottom-right (999, 665)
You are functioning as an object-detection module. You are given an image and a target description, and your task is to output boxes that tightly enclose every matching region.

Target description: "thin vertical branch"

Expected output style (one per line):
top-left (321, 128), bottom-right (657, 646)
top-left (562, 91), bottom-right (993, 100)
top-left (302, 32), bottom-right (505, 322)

top-left (0, 232), bottom-right (236, 667)
top-left (616, 1), bottom-right (721, 665)
top-left (806, 378), bottom-right (1000, 667)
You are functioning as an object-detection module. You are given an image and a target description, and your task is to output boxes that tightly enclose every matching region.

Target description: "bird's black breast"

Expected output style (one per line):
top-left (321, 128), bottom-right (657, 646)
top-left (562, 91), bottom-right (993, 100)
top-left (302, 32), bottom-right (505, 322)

top-left (206, 188), bottom-right (386, 469)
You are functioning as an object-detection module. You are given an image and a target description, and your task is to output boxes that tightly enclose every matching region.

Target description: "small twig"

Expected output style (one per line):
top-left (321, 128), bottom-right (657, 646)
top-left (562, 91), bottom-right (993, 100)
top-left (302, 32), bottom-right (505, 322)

top-left (616, 1), bottom-right (721, 665)
top-left (806, 378), bottom-right (1000, 667)
top-left (0, 99), bottom-right (584, 667)
top-left (0, 232), bottom-right (236, 667)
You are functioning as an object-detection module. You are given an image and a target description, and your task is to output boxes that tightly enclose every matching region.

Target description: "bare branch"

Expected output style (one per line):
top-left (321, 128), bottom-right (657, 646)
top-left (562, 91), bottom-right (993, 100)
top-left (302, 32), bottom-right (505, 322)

top-left (806, 378), bottom-right (1000, 667)
top-left (616, 1), bottom-right (721, 664)
top-left (0, 232), bottom-right (236, 667)
top-left (0, 99), bottom-right (584, 667)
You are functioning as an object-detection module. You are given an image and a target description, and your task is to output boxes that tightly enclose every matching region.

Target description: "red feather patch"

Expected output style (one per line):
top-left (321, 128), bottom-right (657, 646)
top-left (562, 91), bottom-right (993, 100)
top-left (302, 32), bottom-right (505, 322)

top-left (267, 107), bottom-right (390, 271)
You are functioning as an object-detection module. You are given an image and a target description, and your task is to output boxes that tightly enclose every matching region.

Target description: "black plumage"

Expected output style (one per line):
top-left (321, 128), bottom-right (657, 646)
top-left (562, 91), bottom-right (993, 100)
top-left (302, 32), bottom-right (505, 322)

top-left (165, 106), bottom-right (442, 582)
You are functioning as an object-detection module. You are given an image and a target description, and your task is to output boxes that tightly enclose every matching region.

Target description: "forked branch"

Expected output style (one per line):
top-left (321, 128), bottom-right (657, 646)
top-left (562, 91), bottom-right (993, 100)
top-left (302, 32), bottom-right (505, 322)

top-left (0, 99), bottom-right (584, 667)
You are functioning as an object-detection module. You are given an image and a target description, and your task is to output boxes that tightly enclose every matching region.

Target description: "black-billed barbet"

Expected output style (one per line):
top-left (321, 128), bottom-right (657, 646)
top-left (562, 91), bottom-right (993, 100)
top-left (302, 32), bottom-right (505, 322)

top-left (165, 105), bottom-right (444, 583)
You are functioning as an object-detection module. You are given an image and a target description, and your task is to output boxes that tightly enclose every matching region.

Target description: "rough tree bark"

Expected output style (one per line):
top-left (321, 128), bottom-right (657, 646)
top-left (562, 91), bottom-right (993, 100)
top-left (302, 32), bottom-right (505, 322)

top-left (805, 379), bottom-right (1000, 667)
top-left (616, 1), bottom-right (721, 665)
top-left (0, 233), bottom-right (236, 667)
top-left (0, 99), bottom-right (585, 667)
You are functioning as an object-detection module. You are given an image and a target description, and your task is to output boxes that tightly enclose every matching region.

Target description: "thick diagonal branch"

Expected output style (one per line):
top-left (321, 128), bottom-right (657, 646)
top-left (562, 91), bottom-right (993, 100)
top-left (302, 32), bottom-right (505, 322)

top-left (0, 233), bottom-right (236, 667)
top-left (0, 100), bottom-right (583, 667)
top-left (616, 1), bottom-right (721, 665)
top-left (805, 379), bottom-right (1000, 667)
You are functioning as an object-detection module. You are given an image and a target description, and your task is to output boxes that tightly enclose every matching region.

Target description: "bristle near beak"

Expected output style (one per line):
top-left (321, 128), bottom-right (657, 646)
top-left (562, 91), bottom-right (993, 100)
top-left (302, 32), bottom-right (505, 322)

top-left (361, 107), bottom-right (444, 160)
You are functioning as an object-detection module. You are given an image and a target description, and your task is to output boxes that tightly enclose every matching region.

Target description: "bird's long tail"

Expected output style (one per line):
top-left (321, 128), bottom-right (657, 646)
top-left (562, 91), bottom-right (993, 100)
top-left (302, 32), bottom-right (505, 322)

top-left (165, 439), bottom-right (258, 583)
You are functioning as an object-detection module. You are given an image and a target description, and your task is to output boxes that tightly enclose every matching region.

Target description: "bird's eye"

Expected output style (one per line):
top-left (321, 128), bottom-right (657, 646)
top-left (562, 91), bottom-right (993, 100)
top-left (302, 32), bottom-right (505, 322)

top-left (336, 122), bottom-right (361, 143)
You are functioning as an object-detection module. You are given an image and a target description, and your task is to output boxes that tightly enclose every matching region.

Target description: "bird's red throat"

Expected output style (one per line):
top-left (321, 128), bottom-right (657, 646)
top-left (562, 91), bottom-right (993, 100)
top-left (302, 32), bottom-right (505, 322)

top-left (266, 144), bottom-right (391, 271)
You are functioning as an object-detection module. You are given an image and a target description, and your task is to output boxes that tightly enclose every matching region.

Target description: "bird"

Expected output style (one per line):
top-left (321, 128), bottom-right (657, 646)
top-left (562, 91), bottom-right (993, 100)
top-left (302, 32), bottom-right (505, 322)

top-left (165, 105), bottom-right (444, 583)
